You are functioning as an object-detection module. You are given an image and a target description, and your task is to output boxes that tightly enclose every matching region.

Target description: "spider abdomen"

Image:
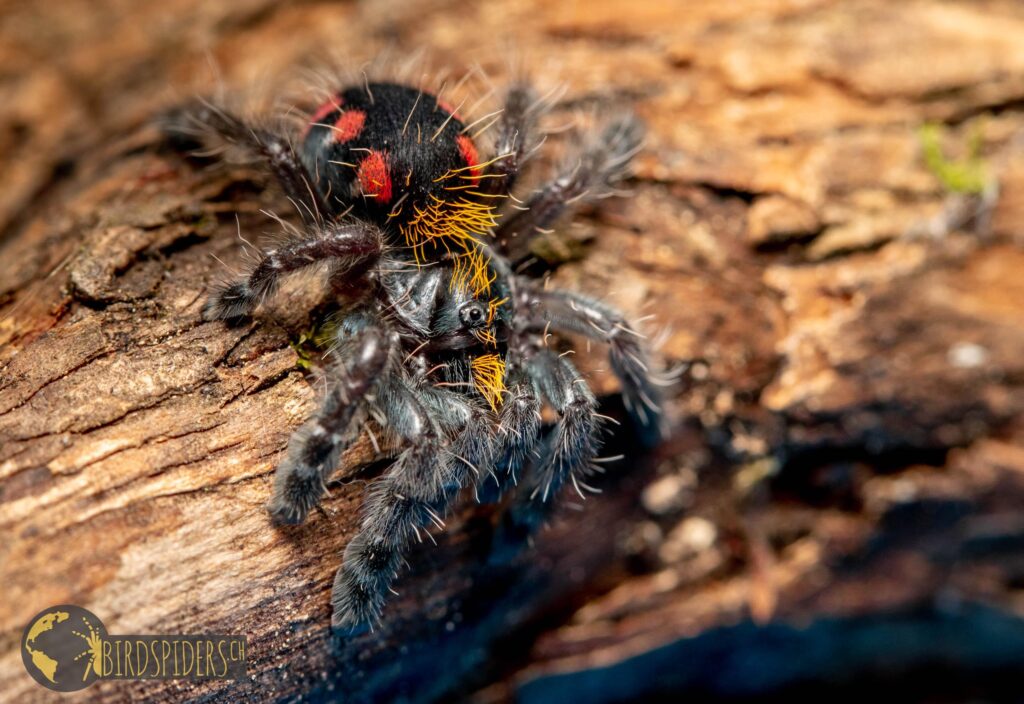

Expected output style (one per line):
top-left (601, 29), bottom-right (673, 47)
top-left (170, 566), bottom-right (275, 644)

top-left (301, 82), bottom-right (482, 233)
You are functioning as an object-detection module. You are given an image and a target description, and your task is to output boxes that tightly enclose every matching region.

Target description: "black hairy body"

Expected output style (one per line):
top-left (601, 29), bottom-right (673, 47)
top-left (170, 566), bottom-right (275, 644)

top-left (168, 77), bottom-right (666, 633)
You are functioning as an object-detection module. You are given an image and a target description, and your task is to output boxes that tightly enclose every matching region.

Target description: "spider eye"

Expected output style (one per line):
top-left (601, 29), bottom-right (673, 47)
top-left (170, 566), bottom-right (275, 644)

top-left (460, 303), bottom-right (486, 327)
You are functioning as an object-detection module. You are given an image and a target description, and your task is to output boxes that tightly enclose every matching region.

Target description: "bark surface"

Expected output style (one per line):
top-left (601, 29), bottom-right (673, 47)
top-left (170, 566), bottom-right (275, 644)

top-left (2, 1), bottom-right (1024, 701)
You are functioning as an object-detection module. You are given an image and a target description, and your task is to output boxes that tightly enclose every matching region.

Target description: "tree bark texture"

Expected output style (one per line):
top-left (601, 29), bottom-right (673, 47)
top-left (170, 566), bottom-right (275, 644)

top-left (2, 1), bottom-right (1024, 702)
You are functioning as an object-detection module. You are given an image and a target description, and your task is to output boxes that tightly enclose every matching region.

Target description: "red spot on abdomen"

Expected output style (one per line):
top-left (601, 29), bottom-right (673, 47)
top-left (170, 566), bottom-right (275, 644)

top-left (456, 134), bottom-right (481, 179)
top-left (357, 151), bottom-right (393, 203)
top-left (332, 109), bottom-right (366, 143)
top-left (304, 95), bottom-right (344, 138)
top-left (436, 98), bottom-right (461, 120)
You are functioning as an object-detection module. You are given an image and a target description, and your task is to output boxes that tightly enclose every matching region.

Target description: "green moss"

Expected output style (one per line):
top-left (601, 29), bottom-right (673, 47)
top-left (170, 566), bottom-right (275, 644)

top-left (289, 319), bottom-right (339, 371)
top-left (918, 121), bottom-right (990, 195)
top-left (289, 329), bottom-right (317, 370)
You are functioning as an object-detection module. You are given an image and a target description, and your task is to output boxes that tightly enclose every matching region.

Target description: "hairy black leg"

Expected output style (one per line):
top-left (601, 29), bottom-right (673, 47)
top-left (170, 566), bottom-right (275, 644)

top-left (530, 288), bottom-right (665, 431)
top-left (331, 381), bottom-right (439, 631)
top-left (478, 84), bottom-right (539, 198)
top-left (418, 386), bottom-right (497, 497)
top-left (478, 369), bottom-right (541, 504)
top-left (268, 323), bottom-right (394, 525)
top-left (493, 113), bottom-right (644, 261)
top-left (493, 349), bottom-right (598, 551)
top-left (177, 102), bottom-right (331, 226)
top-left (203, 220), bottom-right (382, 321)
top-left (331, 381), bottom-right (484, 631)
top-left (527, 350), bottom-right (600, 503)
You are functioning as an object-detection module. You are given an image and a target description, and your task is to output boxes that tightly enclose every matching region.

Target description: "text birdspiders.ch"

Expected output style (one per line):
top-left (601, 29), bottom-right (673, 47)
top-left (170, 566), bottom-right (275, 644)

top-left (167, 74), bottom-right (669, 633)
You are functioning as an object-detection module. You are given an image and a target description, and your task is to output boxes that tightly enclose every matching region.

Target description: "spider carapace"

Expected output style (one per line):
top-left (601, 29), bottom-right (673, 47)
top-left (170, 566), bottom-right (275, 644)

top-left (171, 76), bottom-right (668, 632)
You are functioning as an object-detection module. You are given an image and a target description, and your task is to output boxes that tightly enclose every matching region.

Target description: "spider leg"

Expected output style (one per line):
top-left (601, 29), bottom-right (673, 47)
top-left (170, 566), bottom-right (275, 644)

top-left (493, 349), bottom-right (599, 546)
top-left (174, 102), bottom-right (331, 226)
top-left (331, 381), bottom-right (492, 632)
top-left (203, 220), bottom-right (382, 321)
top-left (267, 322), bottom-right (395, 525)
top-left (478, 83), bottom-right (540, 198)
top-left (421, 386), bottom-right (498, 497)
top-left (530, 288), bottom-right (665, 432)
top-left (478, 365), bottom-right (541, 504)
top-left (493, 112), bottom-right (643, 261)
top-left (525, 349), bottom-right (600, 504)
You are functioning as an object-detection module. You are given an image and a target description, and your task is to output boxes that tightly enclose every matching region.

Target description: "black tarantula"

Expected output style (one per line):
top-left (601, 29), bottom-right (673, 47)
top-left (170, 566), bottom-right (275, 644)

top-left (173, 76), bottom-right (665, 632)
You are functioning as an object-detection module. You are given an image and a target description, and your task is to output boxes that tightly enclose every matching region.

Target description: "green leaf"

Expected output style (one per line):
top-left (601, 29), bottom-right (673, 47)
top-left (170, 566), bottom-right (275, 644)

top-left (918, 121), bottom-right (990, 195)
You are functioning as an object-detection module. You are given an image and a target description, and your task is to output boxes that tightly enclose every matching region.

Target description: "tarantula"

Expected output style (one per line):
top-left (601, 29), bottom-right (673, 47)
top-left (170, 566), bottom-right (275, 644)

top-left (172, 77), bottom-right (665, 632)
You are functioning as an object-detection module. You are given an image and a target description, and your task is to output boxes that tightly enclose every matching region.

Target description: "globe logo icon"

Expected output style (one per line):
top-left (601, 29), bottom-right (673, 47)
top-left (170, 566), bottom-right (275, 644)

top-left (21, 605), bottom-right (107, 692)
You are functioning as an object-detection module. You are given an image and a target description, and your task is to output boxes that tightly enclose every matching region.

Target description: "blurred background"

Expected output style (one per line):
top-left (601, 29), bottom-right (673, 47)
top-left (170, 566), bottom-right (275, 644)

top-left (2, 0), bottom-right (1024, 702)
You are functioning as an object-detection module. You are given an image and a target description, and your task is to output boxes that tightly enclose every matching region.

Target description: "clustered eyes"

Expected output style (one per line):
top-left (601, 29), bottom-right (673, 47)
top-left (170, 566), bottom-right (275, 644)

top-left (460, 302), bottom-right (487, 327)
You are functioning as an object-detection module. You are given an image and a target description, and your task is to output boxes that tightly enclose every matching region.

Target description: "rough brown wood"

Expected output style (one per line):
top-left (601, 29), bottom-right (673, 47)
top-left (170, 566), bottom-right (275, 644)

top-left (3, 1), bottom-right (1024, 702)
